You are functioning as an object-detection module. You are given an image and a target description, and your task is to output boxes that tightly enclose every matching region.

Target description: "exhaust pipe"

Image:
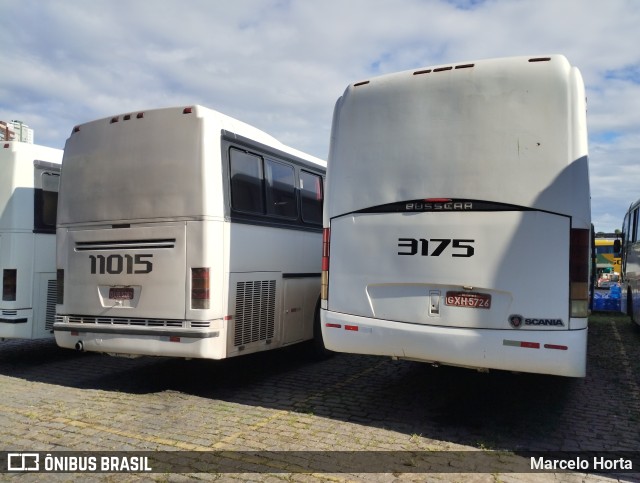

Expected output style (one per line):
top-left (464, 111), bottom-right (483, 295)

top-left (75, 341), bottom-right (84, 352)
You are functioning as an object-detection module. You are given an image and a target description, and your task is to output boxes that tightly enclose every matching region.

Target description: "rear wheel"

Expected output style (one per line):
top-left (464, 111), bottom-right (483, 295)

top-left (310, 298), bottom-right (333, 359)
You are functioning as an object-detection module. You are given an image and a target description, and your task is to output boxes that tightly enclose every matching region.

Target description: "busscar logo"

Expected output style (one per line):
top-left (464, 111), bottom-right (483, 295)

top-left (405, 201), bottom-right (473, 211)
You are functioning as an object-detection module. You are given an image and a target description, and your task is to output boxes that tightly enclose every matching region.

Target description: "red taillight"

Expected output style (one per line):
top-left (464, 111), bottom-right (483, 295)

top-left (321, 228), bottom-right (330, 300)
top-left (504, 339), bottom-right (540, 349)
top-left (322, 228), bottom-right (330, 270)
top-left (183, 107), bottom-right (193, 114)
top-left (191, 268), bottom-right (210, 309)
top-left (520, 341), bottom-right (540, 349)
top-left (570, 228), bottom-right (590, 317)
top-left (2, 269), bottom-right (17, 301)
top-left (544, 344), bottom-right (568, 351)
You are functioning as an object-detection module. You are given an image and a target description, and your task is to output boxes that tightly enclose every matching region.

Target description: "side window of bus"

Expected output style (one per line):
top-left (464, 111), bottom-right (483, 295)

top-left (634, 209), bottom-right (640, 243)
top-left (230, 149), bottom-right (265, 214)
top-left (265, 159), bottom-right (297, 219)
top-left (300, 170), bottom-right (323, 225)
top-left (34, 171), bottom-right (60, 233)
top-left (623, 214), bottom-right (629, 244)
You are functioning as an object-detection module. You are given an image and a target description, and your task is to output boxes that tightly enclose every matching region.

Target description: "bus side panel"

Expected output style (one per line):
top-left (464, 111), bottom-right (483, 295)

top-left (1, 233), bottom-right (35, 309)
top-left (624, 241), bottom-right (640, 325)
top-left (0, 244), bottom-right (56, 341)
top-left (224, 223), bottom-right (321, 357)
top-left (0, 233), bottom-right (36, 339)
top-left (30, 233), bottom-right (57, 338)
top-left (281, 277), bottom-right (318, 345)
top-left (327, 210), bottom-right (570, 330)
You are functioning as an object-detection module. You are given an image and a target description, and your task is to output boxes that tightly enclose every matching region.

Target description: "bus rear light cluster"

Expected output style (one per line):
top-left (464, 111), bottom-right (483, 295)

top-left (110, 112), bottom-right (146, 124)
top-left (570, 228), bottom-right (590, 318)
top-left (2, 269), bottom-right (17, 301)
top-left (321, 228), bottom-right (330, 300)
top-left (191, 268), bottom-right (210, 309)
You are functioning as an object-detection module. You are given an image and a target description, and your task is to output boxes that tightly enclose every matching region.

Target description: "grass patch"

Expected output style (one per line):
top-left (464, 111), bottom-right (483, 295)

top-left (589, 312), bottom-right (630, 324)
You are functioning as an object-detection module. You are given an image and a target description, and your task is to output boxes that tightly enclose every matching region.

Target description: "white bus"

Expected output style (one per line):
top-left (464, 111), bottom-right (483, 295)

top-left (321, 55), bottom-right (591, 377)
top-left (1, 142), bottom-right (62, 340)
top-left (617, 199), bottom-right (640, 326)
top-left (54, 105), bottom-right (327, 359)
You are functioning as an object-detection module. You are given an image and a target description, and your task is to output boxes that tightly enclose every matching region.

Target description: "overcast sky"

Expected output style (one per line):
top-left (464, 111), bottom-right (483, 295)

top-left (1, 0), bottom-right (638, 233)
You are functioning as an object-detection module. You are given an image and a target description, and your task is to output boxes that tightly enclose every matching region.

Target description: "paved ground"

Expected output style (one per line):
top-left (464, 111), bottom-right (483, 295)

top-left (0, 313), bottom-right (638, 482)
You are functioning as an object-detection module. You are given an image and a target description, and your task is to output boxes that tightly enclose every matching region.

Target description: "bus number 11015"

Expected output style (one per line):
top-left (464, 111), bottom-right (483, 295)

top-left (89, 254), bottom-right (153, 274)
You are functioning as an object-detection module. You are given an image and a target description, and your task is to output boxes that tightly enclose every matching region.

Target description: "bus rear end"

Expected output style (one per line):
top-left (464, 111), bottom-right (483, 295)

top-left (54, 106), bottom-right (225, 358)
top-left (321, 55), bottom-right (590, 377)
top-left (0, 143), bottom-right (61, 340)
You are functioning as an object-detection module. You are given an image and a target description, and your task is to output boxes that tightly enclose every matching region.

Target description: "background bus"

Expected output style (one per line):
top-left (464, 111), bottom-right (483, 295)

top-left (1, 142), bottom-right (62, 340)
top-left (55, 105), bottom-right (326, 359)
top-left (321, 55), bottom-right (590, 377)
top-left (617, 200), bottom-right (640, 326)
top-left (594, 234), bottom-right (621, 287)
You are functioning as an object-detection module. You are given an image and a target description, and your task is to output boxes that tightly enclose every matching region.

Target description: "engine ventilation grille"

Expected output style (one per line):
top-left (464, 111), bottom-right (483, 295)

top-left (234, 280), bottom-right (276, 347)
top-left (75, 239), bottom-right (176, 251)
top-left (45, 280), bottom-right (57, 331)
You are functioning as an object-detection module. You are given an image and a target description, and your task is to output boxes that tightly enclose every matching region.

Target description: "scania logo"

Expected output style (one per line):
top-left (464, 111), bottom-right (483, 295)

top-left (509, 314), bottom-right (524, 328)
top-left (525, 318), bottom-right (564, 326)
top-left (508, 314), bottom-right (564, 328)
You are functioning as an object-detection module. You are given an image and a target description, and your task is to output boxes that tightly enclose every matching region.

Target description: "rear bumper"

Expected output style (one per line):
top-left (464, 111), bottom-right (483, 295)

top-left (0, 309), bottom-right (34, 339)
top-left (321, 310), bottom-right (587, 377)
top-left (53, 316), bottom-right (224, 359)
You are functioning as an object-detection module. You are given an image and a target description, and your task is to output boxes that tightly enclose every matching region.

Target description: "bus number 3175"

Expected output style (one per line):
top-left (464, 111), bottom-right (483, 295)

top-left (89, 254), bottom-right (154, 274)
top-left (397, 238), bottom-right (475, 257)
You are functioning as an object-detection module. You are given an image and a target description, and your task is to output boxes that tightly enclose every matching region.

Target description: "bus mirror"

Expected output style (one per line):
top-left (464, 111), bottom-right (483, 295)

top-left (614, 239), bottom-right (621, 254)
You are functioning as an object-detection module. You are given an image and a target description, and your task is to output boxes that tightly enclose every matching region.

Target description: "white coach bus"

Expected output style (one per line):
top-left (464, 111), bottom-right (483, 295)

top-left (617, 199), bottom-right (640, 326)
top-left (1, 142), bottom-right (62, 339)
top-left (321, 55), bottom-right (591, 377)
top-left (54, 105), bottom-right (326, 359)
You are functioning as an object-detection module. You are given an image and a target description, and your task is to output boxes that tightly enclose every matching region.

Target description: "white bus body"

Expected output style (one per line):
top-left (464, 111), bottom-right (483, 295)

top-left (321, 55), bottom-right (591, 377)
top-left (54, 105), bottom-right (326, 359)
top-left (618, 199), bottom-right (640, 326)
top-left (1, 142), bottom-right (62, 339)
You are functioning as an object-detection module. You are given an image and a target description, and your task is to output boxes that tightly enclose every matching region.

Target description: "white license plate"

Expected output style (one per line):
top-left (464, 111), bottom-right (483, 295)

top-left (445, 291), bottom-right (491, 309)
top-left (109, 287), bottom-right (134, 300)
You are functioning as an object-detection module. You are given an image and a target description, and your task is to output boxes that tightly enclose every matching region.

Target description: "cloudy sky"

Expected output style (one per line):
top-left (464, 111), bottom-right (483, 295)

top-left (1, 0), bottom-right (638, 233)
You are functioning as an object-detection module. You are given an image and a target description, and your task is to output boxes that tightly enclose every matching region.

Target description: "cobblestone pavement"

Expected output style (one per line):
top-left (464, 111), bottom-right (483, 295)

top-left (0, 313), bottom-right (638, 482)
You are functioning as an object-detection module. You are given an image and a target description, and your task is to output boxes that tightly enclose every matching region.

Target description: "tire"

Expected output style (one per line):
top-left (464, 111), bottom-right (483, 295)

top-left (310, 298), bottom-right (333, 359)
